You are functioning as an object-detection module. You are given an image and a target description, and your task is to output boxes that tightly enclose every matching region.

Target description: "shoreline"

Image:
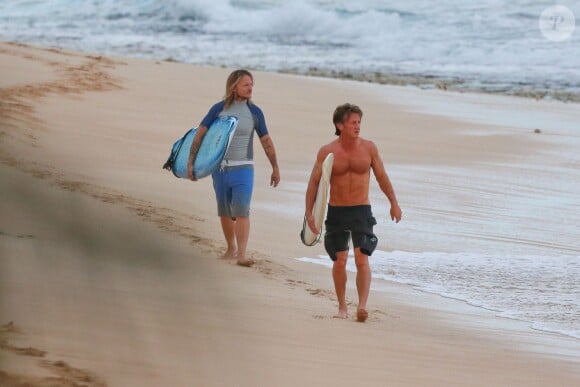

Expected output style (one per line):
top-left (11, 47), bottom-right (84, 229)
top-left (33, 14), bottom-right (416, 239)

top-left (1, 41), bottom-right (579, 386)
top-left (135, 52), bottom-right (580, 104)
top-left (368, 273), bottom-right (580, 362)
top-left (6, 37), bottom-right (580, 104)
top-left (299, 254), bottom-right (580, 344)
top-left (276, 67), bottom-right (580, 104)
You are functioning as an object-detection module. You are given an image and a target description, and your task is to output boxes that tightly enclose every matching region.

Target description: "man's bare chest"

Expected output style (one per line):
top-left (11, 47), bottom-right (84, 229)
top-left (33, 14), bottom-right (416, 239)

top-left (332, 150), bottom-right (371, 175)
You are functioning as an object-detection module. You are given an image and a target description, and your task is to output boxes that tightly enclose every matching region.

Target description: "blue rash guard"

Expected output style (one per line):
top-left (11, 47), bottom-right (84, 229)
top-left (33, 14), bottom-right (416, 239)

top-left (200, 100), bottom-right (269, 162)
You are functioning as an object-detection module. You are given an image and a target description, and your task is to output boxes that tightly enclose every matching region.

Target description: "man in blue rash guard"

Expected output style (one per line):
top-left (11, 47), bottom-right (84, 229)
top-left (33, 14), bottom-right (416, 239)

top-left (188, 69), bottom-right (280, 267)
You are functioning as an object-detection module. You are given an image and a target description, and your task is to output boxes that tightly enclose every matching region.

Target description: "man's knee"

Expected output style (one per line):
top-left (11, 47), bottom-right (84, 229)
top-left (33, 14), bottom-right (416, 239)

top-left (333, 252), bottom-right (348, 267)
top-left (354, 249), bottom-right (369, 268)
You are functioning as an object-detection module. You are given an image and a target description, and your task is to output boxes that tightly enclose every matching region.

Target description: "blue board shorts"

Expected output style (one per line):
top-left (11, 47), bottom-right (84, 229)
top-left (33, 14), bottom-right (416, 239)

top-left (211, 165), bottom-right (254, 218)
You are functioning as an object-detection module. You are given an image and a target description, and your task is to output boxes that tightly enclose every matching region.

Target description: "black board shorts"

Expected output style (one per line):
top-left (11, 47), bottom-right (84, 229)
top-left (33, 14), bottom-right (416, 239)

top-left (324, 205), bottom-right (378, 261)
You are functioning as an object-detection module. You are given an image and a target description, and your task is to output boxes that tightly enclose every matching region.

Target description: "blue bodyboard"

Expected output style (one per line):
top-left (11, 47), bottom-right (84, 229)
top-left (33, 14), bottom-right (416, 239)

top-left (163, 116), bottom-right (238, 179)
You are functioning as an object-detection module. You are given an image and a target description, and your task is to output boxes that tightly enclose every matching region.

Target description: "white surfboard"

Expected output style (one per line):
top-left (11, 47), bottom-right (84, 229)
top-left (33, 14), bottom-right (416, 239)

top-left (301, 153), bottom-right (334, 246)
top-left (163, 116), bottom-right (238, 179)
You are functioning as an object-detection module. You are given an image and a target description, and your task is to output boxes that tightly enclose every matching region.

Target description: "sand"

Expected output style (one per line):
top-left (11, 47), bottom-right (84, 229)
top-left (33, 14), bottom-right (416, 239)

top-left (1, 41), bottom-right (579, 386)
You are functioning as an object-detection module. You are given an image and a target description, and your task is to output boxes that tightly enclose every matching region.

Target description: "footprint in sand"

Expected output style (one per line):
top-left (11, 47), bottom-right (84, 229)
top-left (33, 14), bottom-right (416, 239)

top-left (0, 321), bottom-right (106, 386)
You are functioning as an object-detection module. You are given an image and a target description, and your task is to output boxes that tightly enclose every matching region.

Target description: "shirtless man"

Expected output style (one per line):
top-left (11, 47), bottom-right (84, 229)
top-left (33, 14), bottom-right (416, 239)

top-left (305, 103), bottom-right (402, 322)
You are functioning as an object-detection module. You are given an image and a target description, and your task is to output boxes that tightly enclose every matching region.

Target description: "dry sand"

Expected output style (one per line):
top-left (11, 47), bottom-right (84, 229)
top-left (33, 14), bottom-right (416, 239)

top-left (1, 41), bottom-right (579, 386)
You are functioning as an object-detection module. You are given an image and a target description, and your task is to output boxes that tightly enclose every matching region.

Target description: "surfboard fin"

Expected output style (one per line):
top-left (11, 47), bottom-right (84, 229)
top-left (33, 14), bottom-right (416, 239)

top-left (162, 158), bottom-right (172, 170)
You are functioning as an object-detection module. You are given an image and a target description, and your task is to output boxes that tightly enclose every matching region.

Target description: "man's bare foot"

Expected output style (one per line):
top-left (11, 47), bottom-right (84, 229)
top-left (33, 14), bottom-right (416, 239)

top-left (356, 309), bottom-right (368, 323)
top-left (236, 258), bottom-right (255, 267)
top-left (333, 309), bottom-right (348, 319)
top-left (220, 250), bottom-right (237, 260)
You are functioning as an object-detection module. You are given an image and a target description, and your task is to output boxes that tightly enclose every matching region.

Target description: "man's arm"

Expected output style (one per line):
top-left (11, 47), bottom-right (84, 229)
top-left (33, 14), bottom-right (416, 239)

top-left (259, 134), bottom-right (280, 187)
top-left (187, 124), bottom-right (208, 181)
top-left (304, 148), bottom-right (327, 233)
top-left (369, 142), bottom-right (402, 223)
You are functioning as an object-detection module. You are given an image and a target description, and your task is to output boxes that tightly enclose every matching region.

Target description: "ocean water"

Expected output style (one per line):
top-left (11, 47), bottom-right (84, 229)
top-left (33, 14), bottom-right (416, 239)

top-left (0, 0), bottom-right (579, 100)
top-left (2, 0), bottom-right (579, 341)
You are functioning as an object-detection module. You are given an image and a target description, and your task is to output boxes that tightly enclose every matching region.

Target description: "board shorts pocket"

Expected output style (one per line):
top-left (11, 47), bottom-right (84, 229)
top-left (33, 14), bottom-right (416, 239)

top-left (359, 233), bottom-right (378, 256)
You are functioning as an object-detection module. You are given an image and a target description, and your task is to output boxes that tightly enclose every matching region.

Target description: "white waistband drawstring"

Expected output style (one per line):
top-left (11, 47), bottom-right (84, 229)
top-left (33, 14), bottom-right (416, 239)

top-left (220, 159), bottom-right (254, 169)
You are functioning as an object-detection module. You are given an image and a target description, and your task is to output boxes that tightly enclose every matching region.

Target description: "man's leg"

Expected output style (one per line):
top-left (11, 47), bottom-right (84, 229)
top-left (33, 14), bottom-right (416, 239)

top-left (219, 216), bottom-right (237, 259)
top-left (234, 216), bottom-right (253, 266)
top-left (332, 251), bottom-right (349, 318)
top-left (354, 247), bottom-right (371, 322)
top-left (229, 167), bottom-right (254, 267)
top-left (213, 170), bottom-right (237, 259)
